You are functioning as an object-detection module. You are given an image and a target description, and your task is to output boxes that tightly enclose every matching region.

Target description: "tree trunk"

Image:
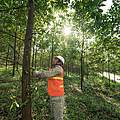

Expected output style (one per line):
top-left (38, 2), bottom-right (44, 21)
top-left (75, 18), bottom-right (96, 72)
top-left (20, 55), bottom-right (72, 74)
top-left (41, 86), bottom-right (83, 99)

top-left (21, 0), bottom-right (34, 120)
top-left (80, 30), bottom-right (85, 91)
top-left (48, 52), bottom-right (51, 68)
top-left (51, 38), bottom-right (54, 67)
top-left (34, 47), bottom-right (37, 69)
top-left (80, 50), bottom-right (84, 90)
top-left (16, 46), bottom-right (21, 70)
top-left (102, 63), bottom-right (104, 80)
top-left (6, 47), bottom-right (9, 70)
top-left (107, 53), bottom-right (110, 86)
top-left (67, 63), bottom-right (70, 76)
top-left (12, 32), bottom-right (17, 76)
top-left (32, 40), bottom-right (35, 70)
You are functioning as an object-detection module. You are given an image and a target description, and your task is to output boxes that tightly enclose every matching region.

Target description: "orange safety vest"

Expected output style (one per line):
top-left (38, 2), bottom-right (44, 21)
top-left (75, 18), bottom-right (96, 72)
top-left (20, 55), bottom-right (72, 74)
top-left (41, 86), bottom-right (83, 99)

top-left (48, 67), bottom-right (64, 96)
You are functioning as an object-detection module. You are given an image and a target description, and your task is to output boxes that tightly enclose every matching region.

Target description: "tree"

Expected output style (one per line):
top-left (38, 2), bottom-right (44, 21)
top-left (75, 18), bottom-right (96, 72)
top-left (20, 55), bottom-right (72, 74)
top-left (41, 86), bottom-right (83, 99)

top-left (21, 0), bottom-right (34, 120)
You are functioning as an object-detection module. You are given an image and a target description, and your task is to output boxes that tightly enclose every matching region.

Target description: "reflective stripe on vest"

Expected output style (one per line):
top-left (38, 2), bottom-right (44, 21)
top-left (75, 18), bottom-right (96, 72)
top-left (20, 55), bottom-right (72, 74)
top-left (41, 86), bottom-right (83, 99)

top-left (50, 77), bottom-right (63, 80)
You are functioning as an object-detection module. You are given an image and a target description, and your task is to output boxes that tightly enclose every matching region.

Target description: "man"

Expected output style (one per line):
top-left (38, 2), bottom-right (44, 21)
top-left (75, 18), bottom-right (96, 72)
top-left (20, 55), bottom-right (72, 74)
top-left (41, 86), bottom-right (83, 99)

top-left (33, 56), bottom-right (65, 120)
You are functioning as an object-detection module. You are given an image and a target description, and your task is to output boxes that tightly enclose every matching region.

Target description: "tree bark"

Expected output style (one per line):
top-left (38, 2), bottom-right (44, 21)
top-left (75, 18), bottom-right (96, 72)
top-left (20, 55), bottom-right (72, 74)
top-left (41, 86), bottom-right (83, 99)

top-left (12, 32), bottom-right (17, 76)
top-left (34, 47), bottom-right (37, 69)
top-left (107, 53), bottom-right (110, 86)
top-left (6, 47), bottom-right (9, 69)
top-left (80, 31), bottom-right (85, 91)
top-left (21, 0), bottom-right (34, 120)
top-left (80, 50), bottom-right (84, 90)
top-left (32, 40), bottom-right (35, 70)
top-left (51, 38), bottom-right (54, 67)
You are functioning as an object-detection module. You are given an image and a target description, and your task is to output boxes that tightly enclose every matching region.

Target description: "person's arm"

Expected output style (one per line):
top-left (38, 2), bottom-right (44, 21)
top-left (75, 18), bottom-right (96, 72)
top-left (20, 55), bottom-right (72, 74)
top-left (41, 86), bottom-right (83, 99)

top-left (33, 66), bottom-right (62, 78)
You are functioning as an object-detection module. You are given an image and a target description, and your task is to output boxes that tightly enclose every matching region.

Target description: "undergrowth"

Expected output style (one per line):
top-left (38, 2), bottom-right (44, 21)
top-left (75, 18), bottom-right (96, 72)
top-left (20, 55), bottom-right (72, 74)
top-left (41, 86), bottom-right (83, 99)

top-left (0, 68), bottom-right (120, 120)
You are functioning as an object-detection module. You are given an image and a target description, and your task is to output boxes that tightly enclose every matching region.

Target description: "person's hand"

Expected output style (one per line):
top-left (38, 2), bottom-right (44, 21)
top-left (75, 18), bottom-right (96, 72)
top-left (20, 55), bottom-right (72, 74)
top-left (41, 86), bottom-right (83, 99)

top-left (32, 71), bottom-right (41, 78)
top-left (32, 72), bottom-right (37, 77)
top-left (33, 71), bottom-right (43, 78)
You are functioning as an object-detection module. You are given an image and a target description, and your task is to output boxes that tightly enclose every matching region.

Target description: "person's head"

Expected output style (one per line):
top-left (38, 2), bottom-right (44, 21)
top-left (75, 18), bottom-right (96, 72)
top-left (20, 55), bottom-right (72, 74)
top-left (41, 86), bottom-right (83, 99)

top-left (52, 56), bottom-right (65, 67)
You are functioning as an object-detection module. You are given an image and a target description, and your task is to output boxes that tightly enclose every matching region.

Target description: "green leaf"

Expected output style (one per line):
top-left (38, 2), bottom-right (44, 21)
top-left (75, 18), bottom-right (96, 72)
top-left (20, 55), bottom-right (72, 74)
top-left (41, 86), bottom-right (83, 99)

top-left (4, 1), bottom-right (9, 8)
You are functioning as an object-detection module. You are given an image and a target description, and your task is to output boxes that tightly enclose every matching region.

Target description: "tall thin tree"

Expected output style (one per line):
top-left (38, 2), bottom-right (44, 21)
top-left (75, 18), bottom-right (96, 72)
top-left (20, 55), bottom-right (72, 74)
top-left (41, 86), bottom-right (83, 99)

top-left (21, 0), bottom-right (34, 120)
top-left (12, 32), bottom-right (17, 76)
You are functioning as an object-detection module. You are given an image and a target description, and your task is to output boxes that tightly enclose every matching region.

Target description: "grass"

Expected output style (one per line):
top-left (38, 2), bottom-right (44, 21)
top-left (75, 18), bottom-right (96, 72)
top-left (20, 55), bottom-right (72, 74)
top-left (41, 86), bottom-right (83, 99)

top-left (64, 73), bottom-right (120, 120)
top-left (0, 67), bottom-right (120, 120)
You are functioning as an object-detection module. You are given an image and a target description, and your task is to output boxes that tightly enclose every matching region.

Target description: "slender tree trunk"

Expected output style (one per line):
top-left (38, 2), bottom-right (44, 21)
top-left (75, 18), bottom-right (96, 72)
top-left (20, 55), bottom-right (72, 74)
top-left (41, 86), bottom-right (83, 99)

top-left (40, 51), bottom-right (43, 68)
top-left (6, 47), bottom-right (9, 70)
top-left (32, 40), bottom-right (35, 70)
top-left (80, 30), bottom-right (85, 90)
top-left (68, 63), bottom-right (70, 76)
top-left (48, 52), bottom-right (51, 68)
top-left (102, 63), bottom-right (104, 80)
top-left (114, 72), bottom-right (115, 82)
top-left (22, 0), bottom-right (34, 120)
top-left (107, 53), bottom-right (110, 86)
top-left (12, 32), bottom-right (17, 76)
top-left (80, 50), bottom-right (84, 90)
top-left (85, 52), bottom-right (88, 79)
top-left (34, 48), bottom-right (37, 69)
top-left (51, 38), bottom-right (54, 67)
top-left (16, 46), bottom-right (21, 70)
top-left (86, 63), bottom-right (88, 79)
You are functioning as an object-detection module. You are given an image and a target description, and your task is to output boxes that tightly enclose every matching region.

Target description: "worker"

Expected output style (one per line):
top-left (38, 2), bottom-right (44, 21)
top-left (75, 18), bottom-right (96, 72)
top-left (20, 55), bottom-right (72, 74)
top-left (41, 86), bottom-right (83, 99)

top-left (33, 56), bottom-right (65, 120)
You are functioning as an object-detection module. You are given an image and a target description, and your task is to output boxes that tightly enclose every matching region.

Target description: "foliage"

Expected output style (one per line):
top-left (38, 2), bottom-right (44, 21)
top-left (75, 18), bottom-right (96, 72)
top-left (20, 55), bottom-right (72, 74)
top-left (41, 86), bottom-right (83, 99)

top-left (64, 73), bottom-right (120, 120)
top-left (0, 68), bottom-right (21, 120)
top-left (0, 68), bottom-right (120, 120)
top-left (0, 0), bottom-right (120, 119)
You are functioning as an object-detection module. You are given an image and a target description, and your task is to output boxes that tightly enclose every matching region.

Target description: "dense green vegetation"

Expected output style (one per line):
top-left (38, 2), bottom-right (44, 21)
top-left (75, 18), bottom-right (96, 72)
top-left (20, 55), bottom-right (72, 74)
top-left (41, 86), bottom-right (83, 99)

top-left (0, 68), bottom-right (120, 120)
top-left (0, 0), bottom-right (120, 119)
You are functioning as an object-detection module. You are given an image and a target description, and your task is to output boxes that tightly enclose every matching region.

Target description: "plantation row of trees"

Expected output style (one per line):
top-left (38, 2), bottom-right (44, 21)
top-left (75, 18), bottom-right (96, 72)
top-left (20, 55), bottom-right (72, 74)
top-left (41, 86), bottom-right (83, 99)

top-left (0, 0), bottom-right (120, 119)
top-left (0, 0), bottom-right (119, 74)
